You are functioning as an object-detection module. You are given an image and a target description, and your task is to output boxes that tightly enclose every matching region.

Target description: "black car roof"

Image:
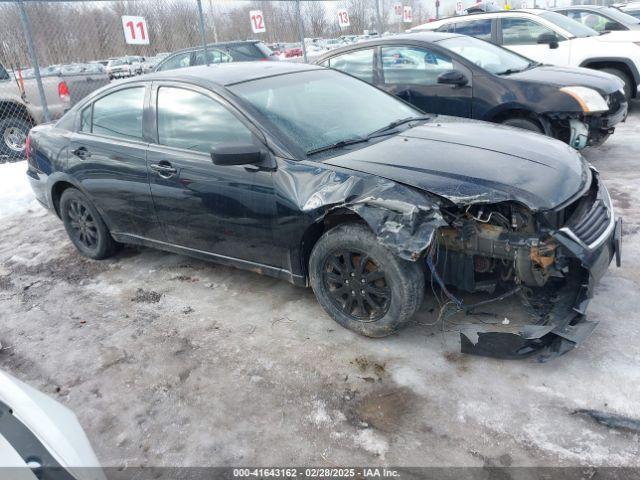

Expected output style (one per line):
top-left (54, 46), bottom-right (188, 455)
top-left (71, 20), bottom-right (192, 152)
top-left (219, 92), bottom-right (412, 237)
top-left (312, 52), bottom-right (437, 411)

top-left (314, 32), bottom-right (463, 61)
top-left (134, 62), bottom-right (324, 87)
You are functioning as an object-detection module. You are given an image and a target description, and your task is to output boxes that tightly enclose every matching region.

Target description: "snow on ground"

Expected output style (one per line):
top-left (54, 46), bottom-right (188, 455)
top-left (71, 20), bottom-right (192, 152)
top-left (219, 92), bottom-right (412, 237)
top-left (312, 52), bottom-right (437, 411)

top-left (0, 109), bottom-right (639, 468)
top-left (0, 161), bottom-right (37, 219)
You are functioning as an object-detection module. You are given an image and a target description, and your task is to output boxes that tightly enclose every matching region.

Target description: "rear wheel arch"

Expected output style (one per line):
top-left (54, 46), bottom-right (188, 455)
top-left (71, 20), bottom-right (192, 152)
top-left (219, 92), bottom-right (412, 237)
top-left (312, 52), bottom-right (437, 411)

top-left (0, 101), bottom-right (35, 124)
top-left (580, 60), bottom-right (636, 99)
top-left (51, 180), bottom-right (76, 217)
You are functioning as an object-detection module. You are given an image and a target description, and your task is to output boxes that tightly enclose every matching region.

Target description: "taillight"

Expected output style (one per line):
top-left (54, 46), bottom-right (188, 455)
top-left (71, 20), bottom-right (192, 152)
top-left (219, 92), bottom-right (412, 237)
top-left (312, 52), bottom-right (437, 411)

top-left (58, 81), bottom-right (70, 103)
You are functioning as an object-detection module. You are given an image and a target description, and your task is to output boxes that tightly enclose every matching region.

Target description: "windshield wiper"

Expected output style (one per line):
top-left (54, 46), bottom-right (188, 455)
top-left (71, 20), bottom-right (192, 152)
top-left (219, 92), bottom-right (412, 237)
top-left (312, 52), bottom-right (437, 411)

top-left (366, 115), bottom-right (431, 138)
top-left (306, 136), bottom-right (369, 156)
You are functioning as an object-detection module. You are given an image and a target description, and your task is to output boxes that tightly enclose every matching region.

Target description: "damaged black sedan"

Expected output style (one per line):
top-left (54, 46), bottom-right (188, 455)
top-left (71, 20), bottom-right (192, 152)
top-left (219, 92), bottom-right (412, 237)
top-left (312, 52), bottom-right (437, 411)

top-left (26, 62), bottom-right (621, 360)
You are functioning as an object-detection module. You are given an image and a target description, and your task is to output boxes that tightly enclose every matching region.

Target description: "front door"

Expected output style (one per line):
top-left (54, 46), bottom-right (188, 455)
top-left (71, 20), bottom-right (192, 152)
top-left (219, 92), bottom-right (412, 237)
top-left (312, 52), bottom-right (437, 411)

top-left (499, 17), bottom-right (572, 66)
top-left (379, 45), bottom-right (472, 117)
top-left (146, 83), bottom-right (279, 267)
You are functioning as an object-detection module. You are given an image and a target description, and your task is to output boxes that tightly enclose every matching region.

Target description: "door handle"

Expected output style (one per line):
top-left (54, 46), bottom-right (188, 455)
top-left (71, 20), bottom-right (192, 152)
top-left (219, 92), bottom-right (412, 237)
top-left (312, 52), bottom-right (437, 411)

top-left (150, 162), bottom-right (177, 178)
top-left (72, 147), bottom-right (90, 159)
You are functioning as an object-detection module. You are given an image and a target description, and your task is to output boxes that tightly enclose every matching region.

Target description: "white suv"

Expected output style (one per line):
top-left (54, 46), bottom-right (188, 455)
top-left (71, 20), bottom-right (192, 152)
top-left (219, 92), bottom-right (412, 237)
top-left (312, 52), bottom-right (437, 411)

top-left (411, 9), bottom-right (640, 99)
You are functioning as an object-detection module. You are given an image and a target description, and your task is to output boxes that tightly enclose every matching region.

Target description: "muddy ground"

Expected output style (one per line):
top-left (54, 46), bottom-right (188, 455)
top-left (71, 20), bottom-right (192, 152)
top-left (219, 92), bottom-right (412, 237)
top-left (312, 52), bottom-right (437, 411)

top-left (1, 107), bottom-right (640, 468)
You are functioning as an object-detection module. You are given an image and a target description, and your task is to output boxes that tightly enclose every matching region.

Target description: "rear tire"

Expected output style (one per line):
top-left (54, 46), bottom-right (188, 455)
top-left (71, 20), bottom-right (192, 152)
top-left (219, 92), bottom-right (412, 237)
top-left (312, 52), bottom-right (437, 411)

top-left (0, 116), bottom-right (31, 159)
top-left (600, 68), bottom-right (632, 101)
top-left (500, 117), bottom-right (544, 134)
top-left (309, 223), bottom-right (425, 338)
top-left (60, 188), bottom-right (118, 260)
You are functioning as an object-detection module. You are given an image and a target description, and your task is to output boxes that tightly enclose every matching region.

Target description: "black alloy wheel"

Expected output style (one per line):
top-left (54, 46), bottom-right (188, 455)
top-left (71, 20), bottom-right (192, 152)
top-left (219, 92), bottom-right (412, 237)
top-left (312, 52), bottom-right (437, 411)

top-left (60, 188), bottom-right (118, 260)
top-left (66, 199), bottom-right (99, 250)
top-left (323, 249), bottom-right (391, 322)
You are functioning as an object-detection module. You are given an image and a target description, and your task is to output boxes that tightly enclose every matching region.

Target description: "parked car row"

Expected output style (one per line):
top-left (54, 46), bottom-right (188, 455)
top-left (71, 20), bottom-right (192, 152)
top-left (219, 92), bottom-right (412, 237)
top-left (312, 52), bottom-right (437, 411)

top-left (412, 9), bottom-right (640, 101)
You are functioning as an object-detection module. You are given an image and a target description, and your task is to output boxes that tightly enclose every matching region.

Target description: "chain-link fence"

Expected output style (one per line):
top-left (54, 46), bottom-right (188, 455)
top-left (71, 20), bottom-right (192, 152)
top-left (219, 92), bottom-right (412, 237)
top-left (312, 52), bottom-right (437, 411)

top-left (0, 0), bottom-right (624, 160)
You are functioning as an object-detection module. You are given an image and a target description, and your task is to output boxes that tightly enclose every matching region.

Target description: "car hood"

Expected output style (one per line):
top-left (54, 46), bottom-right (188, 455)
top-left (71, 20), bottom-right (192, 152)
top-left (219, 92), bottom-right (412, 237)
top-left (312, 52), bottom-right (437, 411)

top-left (324, 120), bottom-right (588, 211)
top-left (508, 65), bottom-right (624, 94)
top-left (594, 30), bottom-right (640, 41)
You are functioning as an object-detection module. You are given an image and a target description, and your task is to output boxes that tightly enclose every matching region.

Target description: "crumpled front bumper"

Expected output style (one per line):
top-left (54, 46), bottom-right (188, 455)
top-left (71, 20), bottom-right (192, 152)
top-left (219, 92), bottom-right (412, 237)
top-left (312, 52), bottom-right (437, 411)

top-left (459, 177), bottom-right (622, 361)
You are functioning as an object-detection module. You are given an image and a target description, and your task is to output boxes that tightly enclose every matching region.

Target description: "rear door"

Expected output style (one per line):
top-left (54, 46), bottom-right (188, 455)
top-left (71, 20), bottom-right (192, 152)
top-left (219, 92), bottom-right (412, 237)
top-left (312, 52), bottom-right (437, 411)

top-left (67, 84), bottom-right (159, 238)
top-left (379, 44), bottom-right (472, 117)
top-left (146, 82), bottom-right (279, 266)
top-left (498, 16), bottom-right (571, 65)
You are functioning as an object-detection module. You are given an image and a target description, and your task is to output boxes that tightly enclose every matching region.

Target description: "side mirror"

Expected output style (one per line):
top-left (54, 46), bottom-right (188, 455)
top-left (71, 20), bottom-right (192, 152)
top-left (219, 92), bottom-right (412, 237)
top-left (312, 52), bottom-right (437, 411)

top-left (211, 143), bottom-right (263, 166)
top-left (537, 32), bottom-right (559, 49)
top-left (604, 21), bottom-right (624, 31)
top-left (437, 69), bottom-right (469, 87)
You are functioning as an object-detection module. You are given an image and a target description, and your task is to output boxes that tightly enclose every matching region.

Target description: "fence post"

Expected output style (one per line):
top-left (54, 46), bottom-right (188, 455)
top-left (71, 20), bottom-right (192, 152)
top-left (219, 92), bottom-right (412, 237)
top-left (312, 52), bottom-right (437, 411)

top-left (208, 0), bottom-right (219, 43)
top-left (196, 0), bottom-right (209, 65)
top-left (374, 0), bottom-right (383, 35)
top-left (295, 0), bottom-right (307, 63)
top-left (17, 0), bottom-right (50, 122)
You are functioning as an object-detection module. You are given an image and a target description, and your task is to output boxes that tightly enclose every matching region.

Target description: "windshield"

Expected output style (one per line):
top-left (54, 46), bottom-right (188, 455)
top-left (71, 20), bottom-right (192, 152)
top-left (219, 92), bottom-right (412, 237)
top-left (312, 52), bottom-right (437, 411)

top-left (599, 6), bottom-right (640, 24)
top-left (108, 59), bottom-right (124, 66)
top-left (438, 36), bottom-right (532, 75)
top-left (229, 69), bottom-right (420, 155)
top-left (539, 11), bottom-right (599, 37)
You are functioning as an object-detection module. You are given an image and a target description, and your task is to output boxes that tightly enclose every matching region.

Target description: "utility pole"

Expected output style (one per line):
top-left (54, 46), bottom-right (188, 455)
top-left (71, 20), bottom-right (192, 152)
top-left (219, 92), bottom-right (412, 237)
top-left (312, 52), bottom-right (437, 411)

top-left (17, 0), bottom-right (49, 122)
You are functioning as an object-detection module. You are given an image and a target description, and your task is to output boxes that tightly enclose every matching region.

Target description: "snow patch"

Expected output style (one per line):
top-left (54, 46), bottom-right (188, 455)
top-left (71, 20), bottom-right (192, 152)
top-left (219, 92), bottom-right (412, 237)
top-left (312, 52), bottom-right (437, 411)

top-left (354, 428), bottom-right (389, 458)
top-left (0, 161), bottom-right (37, 219)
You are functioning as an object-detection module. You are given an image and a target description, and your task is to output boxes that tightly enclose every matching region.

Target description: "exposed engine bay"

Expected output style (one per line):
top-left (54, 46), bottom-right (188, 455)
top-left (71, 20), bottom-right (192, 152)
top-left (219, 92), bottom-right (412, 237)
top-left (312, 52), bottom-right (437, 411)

top-left (424, 173), bottom-right (621, 361)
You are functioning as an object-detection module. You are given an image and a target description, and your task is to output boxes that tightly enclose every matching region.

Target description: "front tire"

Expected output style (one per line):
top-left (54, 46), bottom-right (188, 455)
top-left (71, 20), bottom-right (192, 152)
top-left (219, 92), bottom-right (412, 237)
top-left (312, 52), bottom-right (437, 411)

top-left (60, 188), bottom-right (117, 260)
top-left (500, 117), bottom-right (544, 134)
top-left (0, 116), bottom-right (31, 159)
top-left (600, 68), bottom-right (632, 101)
top-left (309, 223), bottom-right (425, 338)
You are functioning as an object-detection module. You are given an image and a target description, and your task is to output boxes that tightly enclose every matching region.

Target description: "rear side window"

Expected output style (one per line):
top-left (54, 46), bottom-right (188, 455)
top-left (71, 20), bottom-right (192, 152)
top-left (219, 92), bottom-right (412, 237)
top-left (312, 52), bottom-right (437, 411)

top-left (0, 64), bottom-right (9, 81)
top-left (328, 48), bottom-right (374, 83)
top-left (156, 52), bottom-right (191, 71)
top-left (156, 87), bottom-right (253, 153)
top-left (381, 46), bottom-right (453, 86)
top-left (501, 18), bottom-right (557, 45)
top-left (453, 19), bottom-right (493, 41)
top-left (91, 87), bottom-right (145, 140)
top-left (224, 43), bottom-right (270, 61)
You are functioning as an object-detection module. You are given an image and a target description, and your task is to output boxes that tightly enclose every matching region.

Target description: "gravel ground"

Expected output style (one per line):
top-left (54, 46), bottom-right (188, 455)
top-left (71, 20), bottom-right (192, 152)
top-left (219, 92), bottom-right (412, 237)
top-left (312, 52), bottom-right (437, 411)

top-left (1, 107), bottom-right (639, 468)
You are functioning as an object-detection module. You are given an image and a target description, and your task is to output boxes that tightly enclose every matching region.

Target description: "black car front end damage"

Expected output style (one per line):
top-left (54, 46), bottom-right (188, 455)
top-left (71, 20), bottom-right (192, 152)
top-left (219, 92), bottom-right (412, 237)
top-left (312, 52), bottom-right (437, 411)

top-left (429, 169), bottom-right (621, 360)
top-left (546, 88), bottom-right (628, 149)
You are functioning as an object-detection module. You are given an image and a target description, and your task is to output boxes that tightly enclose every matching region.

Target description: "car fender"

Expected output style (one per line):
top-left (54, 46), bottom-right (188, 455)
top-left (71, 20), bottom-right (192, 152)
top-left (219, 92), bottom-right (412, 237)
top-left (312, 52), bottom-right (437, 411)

top-left (48, 172), bottom-right (116, 231)
top-left (579, 56), bottom-right (640, 85)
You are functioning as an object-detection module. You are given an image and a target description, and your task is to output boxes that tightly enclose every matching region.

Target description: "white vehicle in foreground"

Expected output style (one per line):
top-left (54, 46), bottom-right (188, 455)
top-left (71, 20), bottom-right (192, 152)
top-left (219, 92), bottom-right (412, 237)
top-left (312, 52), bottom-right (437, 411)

top-left (411, 9), bottom-right (640, 99)
top-left (0, 369), bottom-right (105, 480)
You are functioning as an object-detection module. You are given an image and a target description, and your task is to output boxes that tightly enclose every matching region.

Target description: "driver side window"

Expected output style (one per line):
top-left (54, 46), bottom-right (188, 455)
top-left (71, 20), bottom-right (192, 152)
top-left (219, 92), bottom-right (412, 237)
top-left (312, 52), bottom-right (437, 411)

top-left (156, 52), bottom-right (191, 72)
top-left (566, 10), bottom-right (621, 32)
top-left (381, 46), bottom-right (453, 86)
top-left (156, 87), bottom-right (253, 153)
top-left (501, 18), bottom-right (558, 45)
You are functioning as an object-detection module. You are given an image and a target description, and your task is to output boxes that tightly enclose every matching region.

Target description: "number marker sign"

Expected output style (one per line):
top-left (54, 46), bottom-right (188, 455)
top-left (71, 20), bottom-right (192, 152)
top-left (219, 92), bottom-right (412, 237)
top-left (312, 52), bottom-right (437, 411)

top-left (250, 10), bottom-right (266, 33)
top-left (394, 3), bottom-right (403, 20)
top-left (121, 16), bottom-right (149, 45)
top-left (403, 5), bottom-right (413, 23)
top-left (337, 9), bottom-right (350, 27)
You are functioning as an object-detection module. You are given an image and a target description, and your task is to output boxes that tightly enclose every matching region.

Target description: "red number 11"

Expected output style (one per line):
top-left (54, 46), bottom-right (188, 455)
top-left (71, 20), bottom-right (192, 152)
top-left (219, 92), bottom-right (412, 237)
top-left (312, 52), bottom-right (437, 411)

top-left (126, 21), bottom-right (146, 40)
